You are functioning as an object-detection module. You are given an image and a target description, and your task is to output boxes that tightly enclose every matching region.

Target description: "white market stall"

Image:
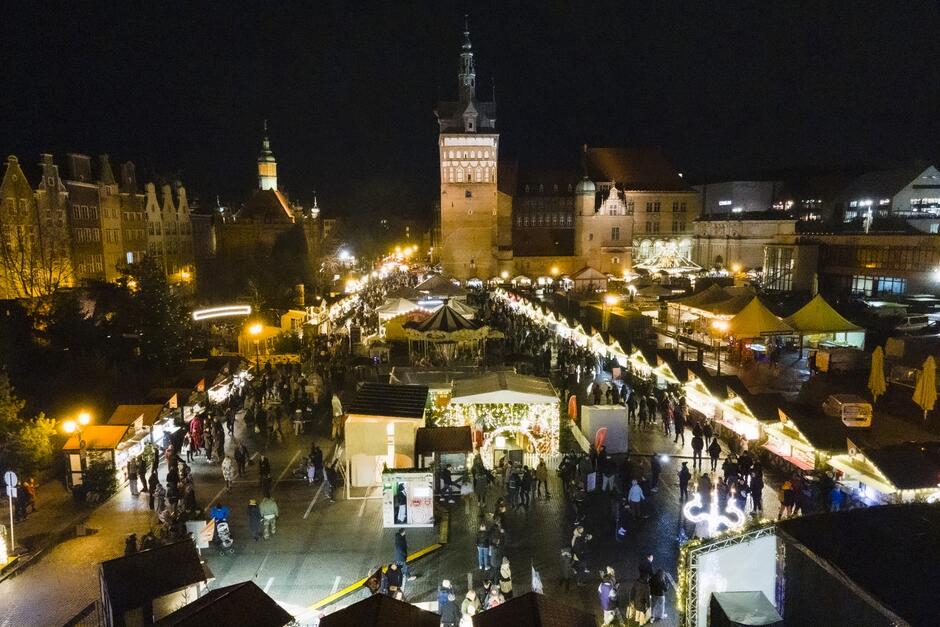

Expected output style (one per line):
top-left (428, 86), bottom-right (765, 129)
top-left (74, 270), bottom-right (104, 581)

top-left (431, 372), bottom-right (560, 467)
top-left (343, 383), bottom-right (429, 497)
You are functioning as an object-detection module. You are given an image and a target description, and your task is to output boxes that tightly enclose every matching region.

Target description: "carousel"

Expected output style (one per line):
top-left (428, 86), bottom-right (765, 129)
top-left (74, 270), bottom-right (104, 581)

top-left (404, 303), bottom-right (492, 366)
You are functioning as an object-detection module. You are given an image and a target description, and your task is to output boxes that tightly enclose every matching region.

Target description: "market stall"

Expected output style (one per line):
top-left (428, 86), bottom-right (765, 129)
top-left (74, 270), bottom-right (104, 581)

top-left (783, 294), bottom-right (865, 350)
top-left (62, 425), bottom-right (130, 490)
top-left (381, 469), bottom-right (435, 527)
top-left (826, 441), bottom-right (940, 505)
top-left (343, 383), bottom-right (429, 495)
top-left (430, 372), bottom-right (559, 467)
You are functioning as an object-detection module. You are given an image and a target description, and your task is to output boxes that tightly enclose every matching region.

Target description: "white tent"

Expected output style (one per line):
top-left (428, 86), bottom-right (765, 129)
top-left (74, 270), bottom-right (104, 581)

top-left (450, 372), bottom-right (558, 404)
top-left (376, 297), bottom-right (423, 322)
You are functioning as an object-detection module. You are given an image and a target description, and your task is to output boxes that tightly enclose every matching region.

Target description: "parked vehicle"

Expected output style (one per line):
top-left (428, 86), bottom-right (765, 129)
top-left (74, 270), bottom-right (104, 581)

top-left (894, 315), bottom-right (931, 333)
top-left (822, 394), bottom-right (872, 428)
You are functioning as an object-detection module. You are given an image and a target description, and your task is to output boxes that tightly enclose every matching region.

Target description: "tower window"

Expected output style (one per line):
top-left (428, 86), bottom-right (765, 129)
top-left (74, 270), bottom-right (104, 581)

top-left (466, 190), bottom-right (472, 198)
top-left (467, 174), bottom-right (472, 182)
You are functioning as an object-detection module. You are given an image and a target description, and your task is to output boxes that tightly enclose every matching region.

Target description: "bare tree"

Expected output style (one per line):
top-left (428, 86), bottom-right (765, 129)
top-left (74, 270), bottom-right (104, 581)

top-left (0, 218), bottom-right (73, 300)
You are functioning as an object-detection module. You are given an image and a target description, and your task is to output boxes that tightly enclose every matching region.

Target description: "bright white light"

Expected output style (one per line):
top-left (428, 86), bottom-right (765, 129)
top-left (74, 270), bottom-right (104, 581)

top-left (682, 488), bottom-right (745, 538)
top-left (338, 249), bottom-right (351, 261)
top-left (659, 454), bottom-right (670, 464)
top-left (193, 305), bottom-right (252, 321)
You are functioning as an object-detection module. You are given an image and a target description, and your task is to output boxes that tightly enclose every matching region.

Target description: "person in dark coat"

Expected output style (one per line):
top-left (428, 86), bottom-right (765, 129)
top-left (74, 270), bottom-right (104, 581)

top-left (394, 528), bottom-right (414, 579)
top-left (678, 462), bottom-right (692, 502)
top-left (384, 562), bottom-right (404, 598)
top-left (147, 471), bottom-right (159, 509)
top-left (708, 437), bottom-right (722, 471)
top-left (691, 434), bottom-right (704, 471)
top-left (248, 498), bottom-right (262, 540)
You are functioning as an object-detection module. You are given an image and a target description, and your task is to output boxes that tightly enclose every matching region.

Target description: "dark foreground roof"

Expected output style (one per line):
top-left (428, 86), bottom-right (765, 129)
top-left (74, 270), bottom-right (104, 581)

top-left (319, 593), bottom-right (440, 627)
top-left (100, 540), bottom-right (206, 614)
top-left (862, 441), bottom-right (940, 490)
top-left (415, 426), bottom-right (473, 455)
top-left (154, 581), bottom-right (292, 627)
top-left (777, 504), bottom-right (940, 626)
top-left (346, 383), bottom-right (429, 419)
top-left (472, 592), bottom-right (596, 627)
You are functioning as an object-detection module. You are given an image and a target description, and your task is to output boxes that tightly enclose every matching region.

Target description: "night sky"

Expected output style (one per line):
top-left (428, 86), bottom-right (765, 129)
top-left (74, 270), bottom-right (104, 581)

top-left (2, 2), bottom-right (939, 216)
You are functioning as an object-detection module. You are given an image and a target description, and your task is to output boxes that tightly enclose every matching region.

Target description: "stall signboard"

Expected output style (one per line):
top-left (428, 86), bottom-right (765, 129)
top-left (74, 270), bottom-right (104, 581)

top-left (382, 470), bottom-right (434, 528)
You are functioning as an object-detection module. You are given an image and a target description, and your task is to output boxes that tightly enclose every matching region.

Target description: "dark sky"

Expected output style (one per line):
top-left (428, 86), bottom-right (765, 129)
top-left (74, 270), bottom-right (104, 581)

top-left (2, 2), bottom-right (939, 216)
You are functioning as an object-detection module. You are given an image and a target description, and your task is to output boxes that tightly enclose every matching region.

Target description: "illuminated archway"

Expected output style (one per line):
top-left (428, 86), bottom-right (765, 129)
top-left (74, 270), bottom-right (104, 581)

top-left (480, 425), bottom-right (541, 466)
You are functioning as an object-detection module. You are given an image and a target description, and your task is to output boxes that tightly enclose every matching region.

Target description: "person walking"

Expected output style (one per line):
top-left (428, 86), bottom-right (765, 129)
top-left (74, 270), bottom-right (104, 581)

top-left (708, 437), bottom-right (721, 472)
top-left (627, 479), bottom-right (645, 519)
top-left (535, 459), bottom-right (550, 499)
top-left (673, 400), bottom-right (687, 446)
top-left (147, 471), bottom-right (159, 509)
top-left (384, 562), bottom-right (404, 599)
top-left (598, 569), bottom-right (620, 626)
top-left (221, 455), bottom-right (235, 490)
top-left (234, 442), bottom-right (247, 477)
top-left (498, 557), bottom-right (513, 600)
top-left (484, 585), bottom-right (505, 609)
top-left (678, 462), bottom-right (691, 502)
top-left (691, 432), bottom-right (704, 471)
top-left (395, 528), bottom-right (416, 580)
top-left (649, 454), bottom-right (661, 493)
top-left (260, 494), bottom-right (279, 539)
top-left (247, 498), bottom-right (262, 541)
top-left (127, 456), bottom-right (139, 497)
top-left (153, 482), bottom-right (166, 513)
top-left (440, 591), bottom-right (460, 627)
top-left (258, 454), bottom-right (272, 496)
top-left (650, 569), bottom-right (675, 623)
top-left (519, 466), bottom-right (532, 508)
top-left (475, 523), bottom-right (490, 571)
top-left (461, 590), bottom-right (481, 623)
top-left (628, 574), bottom-right (652, 626)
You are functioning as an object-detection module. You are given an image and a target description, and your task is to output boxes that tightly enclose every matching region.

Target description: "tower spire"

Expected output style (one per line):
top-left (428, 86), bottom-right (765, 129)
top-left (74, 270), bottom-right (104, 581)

top-left (258, 120), bottom-right (277, 191)
top-left (458, 15), bottom-right (476, 103)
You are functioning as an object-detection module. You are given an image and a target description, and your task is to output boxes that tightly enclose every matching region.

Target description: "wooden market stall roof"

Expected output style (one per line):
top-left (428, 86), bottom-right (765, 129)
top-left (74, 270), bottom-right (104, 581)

top-left (471, 592), bottom-right (595, 627)
top-left (154, 581), bottom-right (292, 627)
top-left (63, 425), bottom-right (129, 450)
top-left (727, 297), bottom-right (793, 337)
top-left (346, 383), bottom-right (429, 419)
top-left (319, 593), bottom-right (439, 627)
top-left (415, 426), bottom-right (473, 455)
top-left (783, 294), bottom-right (864, 335)
top-left (107, 404), bottom-right (165, 427)
top-left (860, 441), bottom-right (940, 491)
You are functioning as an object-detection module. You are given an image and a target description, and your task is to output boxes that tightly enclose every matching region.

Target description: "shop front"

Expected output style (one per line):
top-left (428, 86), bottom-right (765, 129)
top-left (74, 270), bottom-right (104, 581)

top-left (762, 421), bottom-right (818, 472)
top-left (62, 425), bottom-right (130, 490)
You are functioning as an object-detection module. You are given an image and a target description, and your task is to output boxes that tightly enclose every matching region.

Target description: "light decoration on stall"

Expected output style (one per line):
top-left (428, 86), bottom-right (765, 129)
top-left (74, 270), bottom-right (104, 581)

top-left (429, 402), bottom-right (560, 457)
top-left (926, 485), bottom-right (940, 504)
top-left (682, 488), bottom-right (746, 538)
top-left (719, 395), bottom-right (762, 441)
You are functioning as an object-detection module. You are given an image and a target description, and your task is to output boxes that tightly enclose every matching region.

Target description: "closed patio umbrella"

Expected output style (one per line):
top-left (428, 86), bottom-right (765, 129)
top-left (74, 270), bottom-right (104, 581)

top-left (867, 346), bottom-right (887, 403)
top-left (913, 356), bottom-right (937, 422)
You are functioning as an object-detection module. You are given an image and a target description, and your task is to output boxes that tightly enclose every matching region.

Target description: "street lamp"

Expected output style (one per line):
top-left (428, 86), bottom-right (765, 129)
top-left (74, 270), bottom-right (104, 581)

top-left (603, 294), bottom-right (620, 332)
top-left (712, 319), bottom-right (729, 376)
top-left (249, 323), bottom-right (263, 371)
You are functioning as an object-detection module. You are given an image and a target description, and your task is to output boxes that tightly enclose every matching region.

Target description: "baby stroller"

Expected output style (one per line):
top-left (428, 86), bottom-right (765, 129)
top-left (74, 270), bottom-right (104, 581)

top-left (215, 519), bottom-right (235, 556)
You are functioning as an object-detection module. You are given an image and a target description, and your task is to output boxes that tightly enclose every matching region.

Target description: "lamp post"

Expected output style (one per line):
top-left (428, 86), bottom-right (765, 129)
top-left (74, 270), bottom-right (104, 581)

top-left (249, 323), bottom-right (263, 372)
top-left (603, 294), bottom-right (620, 332)
top-left (712, 320), bottom-right (729, 376)
top-left (62, 411), bottom-right (93, 489)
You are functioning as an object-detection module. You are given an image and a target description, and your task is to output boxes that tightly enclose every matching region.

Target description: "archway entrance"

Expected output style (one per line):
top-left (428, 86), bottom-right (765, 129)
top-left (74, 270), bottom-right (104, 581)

top-left (480, 425), bottom-right (539, 468)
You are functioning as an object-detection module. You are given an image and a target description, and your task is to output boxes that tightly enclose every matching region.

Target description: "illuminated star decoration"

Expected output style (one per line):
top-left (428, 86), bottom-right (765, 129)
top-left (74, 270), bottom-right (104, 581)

top-left (682, 488), bottom-right (746, 537)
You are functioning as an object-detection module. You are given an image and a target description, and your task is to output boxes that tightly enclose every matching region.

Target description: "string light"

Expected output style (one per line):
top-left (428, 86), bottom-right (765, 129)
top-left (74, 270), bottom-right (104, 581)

top-left (682, 488), bottom-right (746, 537)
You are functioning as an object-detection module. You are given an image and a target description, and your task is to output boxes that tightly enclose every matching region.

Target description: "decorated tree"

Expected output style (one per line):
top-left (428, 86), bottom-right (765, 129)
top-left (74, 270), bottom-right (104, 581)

top-left (129, 257), bottom-right (192, 374)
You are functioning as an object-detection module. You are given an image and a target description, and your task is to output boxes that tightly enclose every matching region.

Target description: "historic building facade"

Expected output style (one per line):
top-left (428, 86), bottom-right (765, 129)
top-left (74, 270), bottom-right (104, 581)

top-left (435, 28), bottom-right (700, 281)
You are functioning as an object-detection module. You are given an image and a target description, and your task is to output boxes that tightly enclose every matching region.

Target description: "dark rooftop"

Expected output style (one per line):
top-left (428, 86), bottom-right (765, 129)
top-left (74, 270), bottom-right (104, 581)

top-left (471, 591), bottom-right (596, 627)
top-left (346, 383), bottom-right (429, 419)
top-left (415, 426), bottom-right (473, 455)
top-left (862, 441), bottom-right (940, 491)
top-left (153, 581), bottom-right (292, 627)
top-left (777, 504), bottom-right (940, 627)
top-left (318, 593), bottom-right (440, 627)
top-left (99, 540), bottom-right (206, 615)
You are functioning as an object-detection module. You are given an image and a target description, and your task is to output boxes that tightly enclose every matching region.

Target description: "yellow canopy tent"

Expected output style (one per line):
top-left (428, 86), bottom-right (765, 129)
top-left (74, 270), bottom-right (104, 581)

top-left (727, 297), bottom-right (793, 338)
top-left (784, 294), bottom-right (863, 334)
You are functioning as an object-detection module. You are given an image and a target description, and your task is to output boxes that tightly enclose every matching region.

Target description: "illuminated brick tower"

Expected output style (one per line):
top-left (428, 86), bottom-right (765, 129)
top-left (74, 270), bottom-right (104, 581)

top-left (434, 17), bottom-right (499, 280)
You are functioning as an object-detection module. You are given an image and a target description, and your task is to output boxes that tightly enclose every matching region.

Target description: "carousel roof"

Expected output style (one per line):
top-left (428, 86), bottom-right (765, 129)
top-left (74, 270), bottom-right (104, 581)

top-left (407, 303), bottom-right (480, 333)
top-left (441, 298), bottom-right (477, 318)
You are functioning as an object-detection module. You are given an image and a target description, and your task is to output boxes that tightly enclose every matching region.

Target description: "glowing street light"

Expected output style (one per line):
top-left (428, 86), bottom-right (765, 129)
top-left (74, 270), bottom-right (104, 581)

top-left (500, 270), bottom-right (509, 281)
top-left (249, 323), bottom-right (264, 371)
top-left (602, 294), bottom-right (620, 332)
top-left (550, 266), bottom-right (559, 277)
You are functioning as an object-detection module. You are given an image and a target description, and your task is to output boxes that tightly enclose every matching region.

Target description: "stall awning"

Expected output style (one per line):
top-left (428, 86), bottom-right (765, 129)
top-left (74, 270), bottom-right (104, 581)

top-left (107, 404), bottom-right (165, 427)
top-left (63, 425), bottom-right (130, 451)
top-left (415, 426), bottom-right (473, 456)
top-left (762, 441), bottom-right (814, 471)
top-left (727, 297), bottom-right (793, 337)
top-left (827, 455), bottom-right (898, 495)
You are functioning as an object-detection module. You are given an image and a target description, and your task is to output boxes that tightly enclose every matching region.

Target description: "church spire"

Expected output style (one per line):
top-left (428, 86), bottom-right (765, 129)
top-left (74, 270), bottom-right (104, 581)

top-left (258, 120), bottom-right (278, 191)
top-left (458, 14), bottom-right (476, 103)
